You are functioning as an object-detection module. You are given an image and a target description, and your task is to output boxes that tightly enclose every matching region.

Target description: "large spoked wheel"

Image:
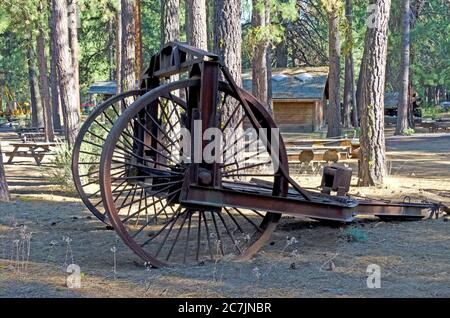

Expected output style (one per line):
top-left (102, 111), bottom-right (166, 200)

top-left (72, 90), bottom-right (144, 223)
top-left (99, 79), bottom-right (289, 267)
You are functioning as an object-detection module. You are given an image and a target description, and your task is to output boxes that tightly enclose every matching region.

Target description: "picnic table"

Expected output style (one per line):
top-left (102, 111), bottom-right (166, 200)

top-left (5, 142), bottom-right (56, 165)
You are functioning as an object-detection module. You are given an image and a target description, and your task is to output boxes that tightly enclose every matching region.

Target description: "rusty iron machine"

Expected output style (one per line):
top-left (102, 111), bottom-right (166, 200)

top-left (72, 42), bottom-right (442, 267)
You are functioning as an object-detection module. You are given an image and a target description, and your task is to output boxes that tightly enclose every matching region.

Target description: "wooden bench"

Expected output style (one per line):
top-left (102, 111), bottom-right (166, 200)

top-left (285, 139), bottom-right (360, 158)
top-left (16, 127), bottom-right (65, 140)
top-left (435, 122), bottom-right (450, 131)
top-left (21, 132), bottom-right (46, 142)
top-left (287, 145), bottom-right (352, 163)
top-left (421, 121), bottom-right (450, 132)
top-left (5, 142), bottom-right (56, 165)
top-left (16, 127), bottom-right (44, 138)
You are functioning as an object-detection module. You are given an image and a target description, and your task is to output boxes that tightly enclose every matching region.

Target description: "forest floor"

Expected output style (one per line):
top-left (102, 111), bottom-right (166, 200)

top-left (0, 128), bottom-right (449, 298)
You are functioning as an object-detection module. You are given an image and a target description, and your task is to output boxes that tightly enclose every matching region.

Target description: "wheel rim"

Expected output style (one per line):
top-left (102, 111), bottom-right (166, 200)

top-left (72, 90), bottom-right (144, 223)
top-left (99, 80), bottom-right (289, 267)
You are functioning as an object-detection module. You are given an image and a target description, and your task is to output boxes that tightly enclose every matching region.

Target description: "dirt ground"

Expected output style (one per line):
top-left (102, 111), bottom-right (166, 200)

top-left (0, 128), bottom-right (449, 298)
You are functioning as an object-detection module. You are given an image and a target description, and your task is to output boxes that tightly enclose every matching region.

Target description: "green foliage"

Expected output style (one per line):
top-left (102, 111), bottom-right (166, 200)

top-left (43, 130), bottom-right (100, 192)
top-left (402, 128), bottom-right (415, 136)
top-left (410, 0), bottom-right (450, 96)
top-left (0, 0), bottom-right (48, 105)
top-left (320, 0), bottom-right (343, 14)
top-left (243, 0), bottom-right (298, 59)
top-left (44, 142), bottom-right (77, 192)
top-left (78, 0), bottom-right (117, 95)
top-left (385, 0), bottom-right (450, 96)
top-left (421, 105), bottom-right (446, 119)
top-left (141, 0), bottom-right (163, 61)
top-left (1, 0), bottom-right (448, 108)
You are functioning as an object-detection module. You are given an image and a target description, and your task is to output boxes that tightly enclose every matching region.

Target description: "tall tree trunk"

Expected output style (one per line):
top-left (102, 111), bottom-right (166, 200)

top-left (53, 0), bottom-right (80, 146)
top-left (356, 55), bottom-right (365, 122)
top-left (68, 0), bottom-right (80, 110)
top-left (116, 2), bottom-right (122, 93)
top-left (36, 1), bottom-right (54, 141)
top-left (358, 0), bottom-right (391, 186)
top-left (161, 0), bottom-right (179, 91)
top-left (214, 0), bottom-right (242, 161)
top-left (0, 86), bottom-right (3, 113)
top-left (36, 30), bottom-right (55, 142)
top-left (265, 3), bottom-right (272, 110)
top-left (0, 145), bottom-right (10, 202)
top-left (267, 47), bottom-right (273, 111)
top-left (108, 19), bottom-right (115, 81)
top-left (134, 0), bottom-right (143, 79)
top-left (343, 0), bottom-right (355, 128)
top-left (395, 0), bottom-right (411, 135)
top-left (49, 9), bottom-right (62, 132)
top-left (343, 54), bottom-right (355, 128)
top-left (275, 41), bottom-right (288, 68)
top-left (350, 56), bottom-right (358, 127)
top-left (214, 0), bottom-right (241, 86)
top-left (161, 0), bottom-right (180, 45)
top-left (121, 0), bottom-right (136, 91)
top-left (187, 0), bottom-right (207, 50)
top-left (27, 43), bottom-right (44, 128)
top-left (251, 0), bottom-right (271, 110)
top-left (326, 10), bottom-right (342, 137)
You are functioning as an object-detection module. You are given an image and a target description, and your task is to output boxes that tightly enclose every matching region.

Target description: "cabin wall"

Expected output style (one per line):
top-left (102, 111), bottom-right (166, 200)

top-left (272, 99), bottom-right (323, 132)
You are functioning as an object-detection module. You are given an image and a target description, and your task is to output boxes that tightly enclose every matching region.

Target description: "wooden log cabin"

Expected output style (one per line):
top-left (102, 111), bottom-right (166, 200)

top-left (242, 67), bottom-right (329, 133)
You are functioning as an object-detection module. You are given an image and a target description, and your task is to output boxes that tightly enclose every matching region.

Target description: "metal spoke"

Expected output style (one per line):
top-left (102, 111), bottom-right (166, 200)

top-left (232, 207), bottom-right (263, 233)
top-left (165, 210), bottom-right (189, 260)
top-left (216, 211), bottom-right (241, 253)
top-left (183, 211), bottom-right (193, 263)
top-left (223, 207), bottom-right (244, 233)
top-left (210, 211), bottom-right (224, 256)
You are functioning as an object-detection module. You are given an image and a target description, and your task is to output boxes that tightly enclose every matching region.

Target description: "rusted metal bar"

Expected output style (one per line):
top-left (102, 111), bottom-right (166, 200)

top-left (182, 185), bottom-right (356, 222)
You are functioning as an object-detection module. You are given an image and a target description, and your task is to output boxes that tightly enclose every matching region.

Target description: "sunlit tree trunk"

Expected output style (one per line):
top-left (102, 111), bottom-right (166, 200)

top-left (187, 0), bottom-right (207, 50)
top-left (52, 0), bottom-right (80, 145)
top-left (27, 42), bottom-right (44, 128)
top-left (326, 8), bottom-right (342, 137)
top-left (358, 0), bottom-right (391, 186)
top-left (134, 0), bottom-right (143, 79)
top-left (68, 0), bottom-right (80, 110)
top-left (395, 0), bottom-right (411, 135)
top-left (252, 0), bottom-right (269, 109)
top-left (343, 0), bottom-right (356, 128)
top-left (0, 145), bottom-right (10, 202)
top-left (36, 29), bottom-right (55, 142)
top-left (161, 0), bottom-right (180, 44)
top-left (121, 0), bottom-right (136, 91)
top-left (36, 1), bottom-right (54, 141)
top-left (214, 0), bottom-right (242, 162)
top-left (116, 2), bottom-right (122, 93)
top-left (356, 55), bottom-right (365, 123)
top-left (49, 9), bottom-right (62, 131)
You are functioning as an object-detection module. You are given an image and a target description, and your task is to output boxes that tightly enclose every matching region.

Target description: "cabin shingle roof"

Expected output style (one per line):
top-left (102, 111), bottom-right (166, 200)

top-left (242, 67), bottom-right (329, 100)
top-left (87, 81), bottom-right (117, 95)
